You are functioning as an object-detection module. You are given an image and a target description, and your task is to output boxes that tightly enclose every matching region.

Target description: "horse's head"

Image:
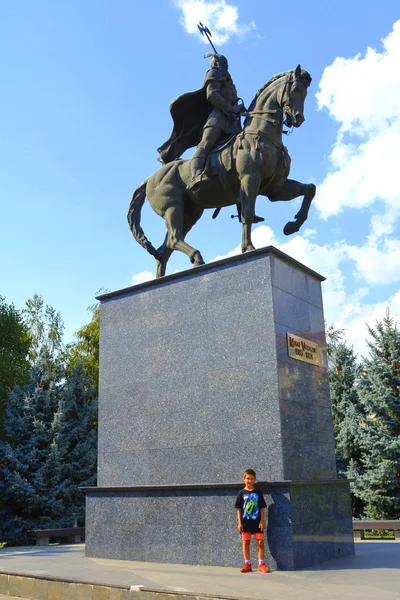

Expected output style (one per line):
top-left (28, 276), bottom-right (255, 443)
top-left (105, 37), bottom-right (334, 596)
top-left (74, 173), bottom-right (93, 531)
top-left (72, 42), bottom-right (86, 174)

top-left (281, 65), bottom-right (312, 128)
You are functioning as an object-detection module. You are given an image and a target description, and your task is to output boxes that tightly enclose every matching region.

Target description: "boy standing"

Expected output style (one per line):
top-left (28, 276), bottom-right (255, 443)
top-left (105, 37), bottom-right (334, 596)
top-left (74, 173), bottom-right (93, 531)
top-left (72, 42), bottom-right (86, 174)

top-left (235, 468), bottom-right (270, 573)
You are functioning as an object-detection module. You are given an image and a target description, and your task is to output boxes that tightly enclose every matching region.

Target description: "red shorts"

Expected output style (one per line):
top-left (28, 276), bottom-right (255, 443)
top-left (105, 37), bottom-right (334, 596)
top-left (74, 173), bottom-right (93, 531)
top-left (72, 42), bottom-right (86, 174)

top-left (241, 532), bottom-right (264, 541)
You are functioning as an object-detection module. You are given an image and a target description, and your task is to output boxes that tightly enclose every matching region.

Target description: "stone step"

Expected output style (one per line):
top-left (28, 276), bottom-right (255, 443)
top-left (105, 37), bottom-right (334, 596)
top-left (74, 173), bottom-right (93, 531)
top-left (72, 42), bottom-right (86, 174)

top-left (0, 574), bottom-right (226, 600)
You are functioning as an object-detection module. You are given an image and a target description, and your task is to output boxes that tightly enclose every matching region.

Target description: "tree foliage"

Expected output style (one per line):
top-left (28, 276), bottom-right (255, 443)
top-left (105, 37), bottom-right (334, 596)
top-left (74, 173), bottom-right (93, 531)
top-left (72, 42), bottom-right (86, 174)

top-left (328, 312), bottom-right (400, 519)
top-left (56, 363), bottom-right (98, 522)
top-left (0, 354), bottom-right (64, 543)
top-left (66, 302), bottom-right (99, 398)
top-left (329, 340), bottom-right (363, 468)
top-left (0, 354), bottom-right (97, 544)
top-left (0, 297), bottom-right (30, 436)
top-left (0, 293), bottom-right (100, 544)
top-left (328, 334), bottom-right (366, 515)
top-left (354, 312), bottom-right (400, 518)
top-left (23, 293), bottom-right (65, 365)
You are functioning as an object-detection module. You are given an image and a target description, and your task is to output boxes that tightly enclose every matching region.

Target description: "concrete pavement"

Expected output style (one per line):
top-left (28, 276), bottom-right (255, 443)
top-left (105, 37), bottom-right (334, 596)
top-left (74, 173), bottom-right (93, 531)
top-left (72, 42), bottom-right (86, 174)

top-left (0, 541), bottom-right (399, 600)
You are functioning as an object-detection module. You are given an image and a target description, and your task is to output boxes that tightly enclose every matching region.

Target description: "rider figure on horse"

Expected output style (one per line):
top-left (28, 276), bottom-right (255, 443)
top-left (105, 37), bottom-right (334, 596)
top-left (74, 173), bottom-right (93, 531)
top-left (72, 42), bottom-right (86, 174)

top-left (157, 53), bottom-right (245, 190)
top-left (189, 53), bottom-right (245, 190)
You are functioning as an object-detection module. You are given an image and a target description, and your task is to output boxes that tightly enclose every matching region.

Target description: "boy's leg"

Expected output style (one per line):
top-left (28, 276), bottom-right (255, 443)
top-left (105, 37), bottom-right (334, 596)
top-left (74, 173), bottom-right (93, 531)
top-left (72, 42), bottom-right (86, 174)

top-left (242, 538), bottom-right (251, 561)
top-left (240, 533), bottom-right (252, 572)
top-left (255, 535), bottom-right (270, 573)
top-left (255, 536), bottom-right (264, 561)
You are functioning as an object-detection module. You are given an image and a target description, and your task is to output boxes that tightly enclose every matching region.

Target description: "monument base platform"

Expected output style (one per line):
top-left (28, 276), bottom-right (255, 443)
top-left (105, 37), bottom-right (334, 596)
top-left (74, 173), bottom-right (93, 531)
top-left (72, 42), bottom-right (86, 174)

top-left (88, 247), bottom-right (355, 570)
top-left (84, 479), bottom-right (354, 570)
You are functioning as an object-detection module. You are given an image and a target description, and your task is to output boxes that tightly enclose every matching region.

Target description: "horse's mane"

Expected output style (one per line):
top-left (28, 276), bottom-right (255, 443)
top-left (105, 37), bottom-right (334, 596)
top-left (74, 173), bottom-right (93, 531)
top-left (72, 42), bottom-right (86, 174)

top-left (247, 70), bottom-right (292, 113)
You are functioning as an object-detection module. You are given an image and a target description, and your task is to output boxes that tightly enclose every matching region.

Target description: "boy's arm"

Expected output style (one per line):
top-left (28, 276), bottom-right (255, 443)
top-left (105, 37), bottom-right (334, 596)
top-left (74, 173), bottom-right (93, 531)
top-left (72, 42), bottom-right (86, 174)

top-left (237, 508), bottom-right (243, 532)
top-left (259, 507), bottom-right (266, 531)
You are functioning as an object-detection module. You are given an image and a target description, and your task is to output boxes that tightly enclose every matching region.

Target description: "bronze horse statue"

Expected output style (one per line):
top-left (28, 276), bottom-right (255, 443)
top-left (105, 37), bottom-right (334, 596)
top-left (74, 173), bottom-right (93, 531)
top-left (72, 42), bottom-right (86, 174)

top-left (128, 65), bottom-right (315, 278)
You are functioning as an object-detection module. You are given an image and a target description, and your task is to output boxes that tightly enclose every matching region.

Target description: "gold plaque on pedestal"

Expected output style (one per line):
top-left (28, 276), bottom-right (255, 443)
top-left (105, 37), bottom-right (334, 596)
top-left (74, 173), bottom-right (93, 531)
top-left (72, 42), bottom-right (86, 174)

top-left (287, 333), bottom-right (321, 366)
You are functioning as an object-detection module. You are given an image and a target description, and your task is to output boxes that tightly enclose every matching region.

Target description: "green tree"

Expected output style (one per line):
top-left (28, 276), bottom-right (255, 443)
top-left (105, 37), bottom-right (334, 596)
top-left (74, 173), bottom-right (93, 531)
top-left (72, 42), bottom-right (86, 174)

top-left (0, 353), bottom-right (65, 544)
top-left (66, 302), bottom-right (100, 398)
top-left (56, 363), bottom-right (98, 525)
top-left (0, 297), bottom-right (30, 435)
top-left (355, 312), bottom-right (400, 518)
top-left (23, 293), bottom-right (65, 365)
top-left (329, 341), bottom-right (363, 466)
top-left (0, 356), bottom-right (97, 544)
top-left (328, 330), bottom-right (366, 515)
top-left (326, 324), bottom-right (345, 353)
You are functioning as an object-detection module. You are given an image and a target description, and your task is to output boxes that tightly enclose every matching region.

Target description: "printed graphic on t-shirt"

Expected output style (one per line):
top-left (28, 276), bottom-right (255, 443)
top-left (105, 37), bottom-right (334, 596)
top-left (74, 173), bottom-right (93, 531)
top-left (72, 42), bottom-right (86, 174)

top-left (242, 492), bottom-right (260, 520)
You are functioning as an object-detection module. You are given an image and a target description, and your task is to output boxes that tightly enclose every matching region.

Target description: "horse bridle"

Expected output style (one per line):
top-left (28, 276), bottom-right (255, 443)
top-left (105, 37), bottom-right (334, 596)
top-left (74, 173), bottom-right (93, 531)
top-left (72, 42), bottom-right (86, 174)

top-left (244, 74), bottom-right (309, 129)
top-left (243, 107), bottom-right (284, 126)
top-left (281, 74), bottom-right (310, 127)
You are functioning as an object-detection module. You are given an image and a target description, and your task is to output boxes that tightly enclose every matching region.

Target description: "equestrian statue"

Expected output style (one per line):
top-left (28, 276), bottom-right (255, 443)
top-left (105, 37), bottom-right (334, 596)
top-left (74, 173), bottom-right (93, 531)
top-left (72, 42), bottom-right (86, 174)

top-left (128, 24), bottom-right (315, 278)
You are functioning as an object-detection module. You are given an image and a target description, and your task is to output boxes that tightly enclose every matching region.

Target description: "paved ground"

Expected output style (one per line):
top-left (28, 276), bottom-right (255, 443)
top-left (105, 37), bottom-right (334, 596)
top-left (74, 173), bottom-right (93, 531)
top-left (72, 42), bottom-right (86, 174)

top-left (0, 542), bottom-right (399, 600)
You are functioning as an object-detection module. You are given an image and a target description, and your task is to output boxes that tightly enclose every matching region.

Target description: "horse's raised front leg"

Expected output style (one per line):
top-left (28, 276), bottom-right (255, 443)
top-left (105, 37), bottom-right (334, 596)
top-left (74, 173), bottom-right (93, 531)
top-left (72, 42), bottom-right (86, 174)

top-left (239, 173), bottom-right (261, 253)
top-left (267, 179), bottom-right (316, 235)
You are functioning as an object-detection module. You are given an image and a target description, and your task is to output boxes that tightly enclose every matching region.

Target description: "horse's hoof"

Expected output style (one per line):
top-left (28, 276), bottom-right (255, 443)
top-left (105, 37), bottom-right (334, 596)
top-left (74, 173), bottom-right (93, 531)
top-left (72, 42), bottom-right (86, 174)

top-left (241, 244), bottom-right (256, 253)
top-left (193, 259), bottom-right (205, 268)
top-left (283, 221), bottom-right (300, 236)
top-left (191, 252), bottom-right (205, 267)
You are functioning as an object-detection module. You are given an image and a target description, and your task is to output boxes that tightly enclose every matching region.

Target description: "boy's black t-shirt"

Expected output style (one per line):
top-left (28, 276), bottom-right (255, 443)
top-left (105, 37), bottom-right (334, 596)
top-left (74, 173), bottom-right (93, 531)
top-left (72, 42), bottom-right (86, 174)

top-left (235, 488), bottom-right (267, 533)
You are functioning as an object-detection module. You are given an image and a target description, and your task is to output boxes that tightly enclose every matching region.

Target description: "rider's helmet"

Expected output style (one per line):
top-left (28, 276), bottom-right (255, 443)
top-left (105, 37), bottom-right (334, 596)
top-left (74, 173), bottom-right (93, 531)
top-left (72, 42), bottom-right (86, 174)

top-left (205, 53), bottom-right (229, 71)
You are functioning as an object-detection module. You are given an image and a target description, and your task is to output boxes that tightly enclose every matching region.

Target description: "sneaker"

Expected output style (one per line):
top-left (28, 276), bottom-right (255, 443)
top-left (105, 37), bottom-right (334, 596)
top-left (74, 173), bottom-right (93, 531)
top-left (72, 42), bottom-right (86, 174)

top-left (240, 563), bottom-right (252, 573)
top-left (258, 563), bottom-right (270, 573)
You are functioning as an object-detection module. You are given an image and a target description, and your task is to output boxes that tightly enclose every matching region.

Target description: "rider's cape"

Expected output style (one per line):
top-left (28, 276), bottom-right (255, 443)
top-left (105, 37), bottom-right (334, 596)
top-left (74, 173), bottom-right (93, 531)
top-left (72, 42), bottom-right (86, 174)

top-left (157, 68), bottom-right (227, 164)
top-left (157, 87), bottom-right (210, 164)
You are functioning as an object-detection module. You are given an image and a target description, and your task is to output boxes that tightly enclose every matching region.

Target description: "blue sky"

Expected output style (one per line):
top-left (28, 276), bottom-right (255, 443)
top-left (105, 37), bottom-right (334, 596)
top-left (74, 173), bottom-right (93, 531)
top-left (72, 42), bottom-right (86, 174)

top-left (1, 0), bottom-right (399, 357)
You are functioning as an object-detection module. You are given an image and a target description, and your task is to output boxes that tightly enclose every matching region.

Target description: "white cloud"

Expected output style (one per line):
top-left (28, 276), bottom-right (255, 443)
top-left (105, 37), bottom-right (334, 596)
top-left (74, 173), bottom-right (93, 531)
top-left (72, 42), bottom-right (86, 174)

top-left (315, 20), bottom-right (400, 222)
top-left (314, 125), bottom-right (400, 219)
top-left (317, 20), bottom-right (400, 136)
top-left (174, 0), bottom-right (257, 45)
top-left (347, 238), bottom-right (400, 285)
top-left (302, 228), bottom-right (318, 239)
top-left (339, 290), bottom-right (400, 361)
top-left (132, 271), bottom-right (154, 285)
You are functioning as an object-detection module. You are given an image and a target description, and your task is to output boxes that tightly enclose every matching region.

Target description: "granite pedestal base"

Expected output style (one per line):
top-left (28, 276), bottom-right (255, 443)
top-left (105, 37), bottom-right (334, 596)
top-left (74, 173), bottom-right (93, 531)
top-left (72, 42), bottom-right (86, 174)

top-left (85, 246), bottom-right (354, 568)
top-left (85, 480), bottom-right (353, 570)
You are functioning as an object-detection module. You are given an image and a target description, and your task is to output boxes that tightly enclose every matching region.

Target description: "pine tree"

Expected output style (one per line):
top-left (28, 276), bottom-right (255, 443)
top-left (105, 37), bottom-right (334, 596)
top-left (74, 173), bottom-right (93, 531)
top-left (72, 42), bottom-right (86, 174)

top-left (355, 312), bottom-right (400, 519)
top-left (328, 333), bottom-right (366, 515)
top-left (329, 341), bottom-right (363, 468)
top-left (56, 363), bottom-right (98, 525)
top-left (0, 296), bottom-right (98, 544)
top-left (0, 357), bottom-right (98, 544)
top-left (0, 354), bottom-right (65, 544)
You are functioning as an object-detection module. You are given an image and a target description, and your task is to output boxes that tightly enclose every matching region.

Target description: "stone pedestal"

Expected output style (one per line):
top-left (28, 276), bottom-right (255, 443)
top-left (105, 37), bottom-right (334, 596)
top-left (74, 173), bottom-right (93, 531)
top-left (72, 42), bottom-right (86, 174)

top-left (85, 246), bottom-right (354, 569)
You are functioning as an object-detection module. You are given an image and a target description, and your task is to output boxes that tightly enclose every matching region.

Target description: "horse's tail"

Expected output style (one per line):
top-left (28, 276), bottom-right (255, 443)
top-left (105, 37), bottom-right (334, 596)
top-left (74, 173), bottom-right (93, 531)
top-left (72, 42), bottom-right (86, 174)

top-left (127, 179), bottom-right (160, 260)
